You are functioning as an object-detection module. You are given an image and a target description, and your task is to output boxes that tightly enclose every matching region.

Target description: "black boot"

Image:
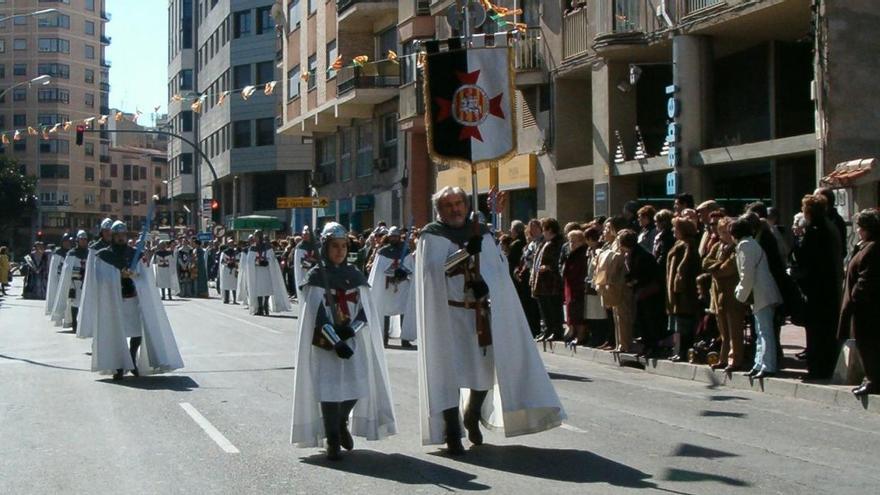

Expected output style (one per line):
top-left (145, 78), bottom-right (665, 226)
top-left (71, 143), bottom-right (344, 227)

top-left (232, 290), bottom-right (238, 304)
top-left (71, 307), bottom-right (79, 334)
top-left (463, 390), bottom-right (488, 446)
top-left (339, 399), bottom-right (357, 451)
top-left (129, 337), bottom-right (142, 377)
top-left (321, 402), bottom-right (342, 461)
top-left (223, 291), bottom-right (229, 304)
top-left (442, 408), bottom-right (465, 456)
top-left (113, 369), bottom-right (124, 380)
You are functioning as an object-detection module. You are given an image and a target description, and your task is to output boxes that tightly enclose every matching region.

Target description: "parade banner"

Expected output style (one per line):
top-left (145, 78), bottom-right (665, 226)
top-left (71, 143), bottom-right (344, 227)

top-left (424, 37), bottom-right (516, 169)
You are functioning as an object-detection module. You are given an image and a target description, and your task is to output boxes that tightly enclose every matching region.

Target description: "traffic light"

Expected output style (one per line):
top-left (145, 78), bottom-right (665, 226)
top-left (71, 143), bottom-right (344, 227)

top-left (211, 199), bottom-right (221, 223)
top-left (75, 125), bottom-right (85, 146)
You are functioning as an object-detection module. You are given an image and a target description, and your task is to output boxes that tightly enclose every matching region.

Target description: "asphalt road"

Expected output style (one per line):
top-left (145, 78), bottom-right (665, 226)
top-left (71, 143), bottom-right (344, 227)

top-left (2, 278), bottom-right (879, 494)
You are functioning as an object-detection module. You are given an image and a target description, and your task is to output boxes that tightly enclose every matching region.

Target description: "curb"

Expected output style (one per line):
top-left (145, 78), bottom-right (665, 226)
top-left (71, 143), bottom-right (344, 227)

top-left (537, 342), bottom-right (880, 415)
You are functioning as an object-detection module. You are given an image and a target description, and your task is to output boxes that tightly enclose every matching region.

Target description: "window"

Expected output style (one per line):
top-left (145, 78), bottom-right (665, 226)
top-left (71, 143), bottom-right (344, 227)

top-left (110, 189), bottom-right (118, 203)
top-left (37, 114), bottom-right (70, 126)
top-left (85, 0), bottom-right (95, 11)
top-left (39, 38), bottom-right (70, 53)
top-left (13, 64), bottom-right (26, 76)
top-left (381, 113), bottom-right (398, 169)
top-left (181, 0), bottom-right (193, 49)
top-left (38, 63), bottom-right (70, 79)
top-left (355, 121), bottom-right (373, 177)
top-left (84, 142), bottom-right (94, 156)
top-left (180, 153), bottom-right (193, 174)
top-left (155, 167), bottom-right (162, 178)
top-left (123, 190), bottom-right (132, 205)
top-left (85, 93), bottom-right (94, 107)
top-left (110, 164), bottom-right (118, 177)
top-left (256, 6), bottom-right (274, 34)
top-left (39, 88), bottom-right (70, 103)
top-left (84, 20), bottom-right (95, 35)
top-left (377, 26), bottom-right (398, 60)
top-left (326, 40), bottom-right (338, 79)
top-left (307, 55), bottom-right (317, 91)
top-left (13, 114), bottom-right (26, 127)
top-left (179, 69), bottom-right (193, 90)
top-left (0, 40), bottom-right (4, 53)
top-left (182, 111), bottom-right (193, 132)
top-left (84, 44), bottom-right (95, 59)
top-left (339, 128), bottom-right (353, 182)
top-left (40, 165), bottom-right (70, 179)
top-left (13, 39), bottom-right (27, 51)
top-left (288, 0), bottom-right (301, 31)
top-left (38, 14), bottom-right (70, 28)
top-left (84, 167), bottom-right (95, 181)
top-left (288, 65), bottom-right (300, 99)
top-left (14, 13), bottom-right (27, 25)
top-left (140, 166), bottom-right (147, 180)
top-left (401, 40), bottom-right (419, 84)
top-left (233, 10), bottom-right (251, 38)
top-left (233, 120), bottom-right (251, 148)
top-left (255, 118), bottom-right (274, 146)
top-left (14, 140), bottom-right (26, 152)
top-left (0, 65), bottom-right (4, 79)
top-left (40, 140), bottom-right (69, 154)
top-left (308, 0), bottom-right (317, 15)
top-left (123, 165), bottom-right (132, 180)
top-left (233, 64), bottom-right (251, 88)
top-left (84, 69), bottom-right (94, 84)
top-left (316, 136), bottom-right (336, 183)
top-left (12, 88), bottom-right (26, 102)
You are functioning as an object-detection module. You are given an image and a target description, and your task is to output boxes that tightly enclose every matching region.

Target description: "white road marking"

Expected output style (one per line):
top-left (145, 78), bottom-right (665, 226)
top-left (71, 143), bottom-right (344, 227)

top-left (561, 423), bottom-right (588, 434)
top-left (178, 303), bottom-right (283, 334)
top-left (179, 402), bottom-right (240, 454)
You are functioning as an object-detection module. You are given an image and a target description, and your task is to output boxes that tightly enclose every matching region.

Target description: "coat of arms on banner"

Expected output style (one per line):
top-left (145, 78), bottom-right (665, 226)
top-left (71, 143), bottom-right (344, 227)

top-left (423, 37), bottom-right (517, 170)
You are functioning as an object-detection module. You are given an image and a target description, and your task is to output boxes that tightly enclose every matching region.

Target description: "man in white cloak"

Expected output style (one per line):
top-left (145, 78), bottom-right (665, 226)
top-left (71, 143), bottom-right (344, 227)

top-left (236, 236), bottom-right (253, 307)
top-left (80, 221), bottom-right (184, 380)
top-left (218, 237), bottom-right (240, 304)
top-left (415, 186), bottom-right (566, 455)
top-left (45, 233), bottom-right (72, 317)
top-left (291, 222), bottom-right (396, 461)
top-left (75, 217), bottom-right (114, 339)
top-left (367, 226), bottom-right (414, 347)
top-left (292, 227), bottom-right (318, 302)
top-left (244, 230), bottom-right (290, 316)
top-left (152, 240), bottom-right (180, 300)
top-left (51, 231), bottom-right (90, 333)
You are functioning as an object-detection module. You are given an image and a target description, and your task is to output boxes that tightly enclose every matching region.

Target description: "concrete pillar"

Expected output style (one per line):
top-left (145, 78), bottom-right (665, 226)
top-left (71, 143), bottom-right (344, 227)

top-left (405, 133), bottom-right (432, 226)
top-left (672, 35), bottom-right (713, 201)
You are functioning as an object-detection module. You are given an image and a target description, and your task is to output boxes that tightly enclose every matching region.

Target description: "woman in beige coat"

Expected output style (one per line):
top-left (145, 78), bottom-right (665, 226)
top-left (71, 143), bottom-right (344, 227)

top-left (594, 217), bottom-right (633, 352)
top-left (702, 217), bottom-right (747, 371)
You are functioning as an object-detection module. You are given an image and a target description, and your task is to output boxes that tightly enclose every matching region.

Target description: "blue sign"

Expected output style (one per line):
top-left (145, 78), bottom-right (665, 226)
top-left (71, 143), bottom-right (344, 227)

top-left (666, 171), bottom-right (679, 196)
top-left (666, 85), bottom-right (680, 169)
top-left (197, 232), bottom-right (213, 242)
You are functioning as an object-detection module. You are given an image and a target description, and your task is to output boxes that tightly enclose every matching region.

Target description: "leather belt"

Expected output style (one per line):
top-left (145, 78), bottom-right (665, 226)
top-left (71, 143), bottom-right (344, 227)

top-left (448, 300), bottom-right (489, 309)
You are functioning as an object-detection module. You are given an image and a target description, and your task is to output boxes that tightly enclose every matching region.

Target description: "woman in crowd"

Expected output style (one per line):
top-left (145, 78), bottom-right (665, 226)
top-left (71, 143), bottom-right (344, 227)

top-left (595, 217), bottom-right (632, 352)
top-left (531, 218), bottom-right (565, 342)
top-left (731, 216), bottom-right (782, 379)
top-left (792, 194), bottom-right (843, 379)
top-left (516, 219), bottom-right (543, 337)
top-left (637, 205), bottom-right (657, 254)
top-left (838, 209), bottom-right (880, 396)
top-left (666, 217), bottom-right (701, 362)
top-left (703, 216), bottom-right (748, 372)
top-left (584, 226), bottom-right (610, 348)
top-left (562, 229), bottom-right (588, 345)
top-left (618, 229), bottom-right (664, 357)
top-left (653, 209), bottom-right (675, 278)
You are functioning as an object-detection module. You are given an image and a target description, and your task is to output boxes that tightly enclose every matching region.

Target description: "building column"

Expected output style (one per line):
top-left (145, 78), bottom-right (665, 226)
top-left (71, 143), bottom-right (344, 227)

top-left (406, 132), bottom-right (432, 226)
top-left (672, 34), bottom-right (713, 201)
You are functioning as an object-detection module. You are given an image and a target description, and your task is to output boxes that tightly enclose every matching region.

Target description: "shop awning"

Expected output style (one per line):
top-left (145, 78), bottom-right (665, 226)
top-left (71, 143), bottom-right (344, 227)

top-left (821, 158), bottom-right (878, 187)
top-left (231, 215), bottom-right (283, 231)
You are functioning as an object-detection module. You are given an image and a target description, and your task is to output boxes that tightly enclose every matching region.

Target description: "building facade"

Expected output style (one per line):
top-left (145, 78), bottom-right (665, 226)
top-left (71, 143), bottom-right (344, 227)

top-left (105, 143), bottom-right (168, 231)
top-left (168, 0), bottom-right (313, 235)
top-left (0, 0), bottom-right (111, 244)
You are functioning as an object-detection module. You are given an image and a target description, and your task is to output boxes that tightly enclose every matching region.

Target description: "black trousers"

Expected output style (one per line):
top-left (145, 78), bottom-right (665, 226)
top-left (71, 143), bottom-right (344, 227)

top-left (805, 316), bottom-right (839, 379)
top-left (536, 295), bottom-right (564, 338)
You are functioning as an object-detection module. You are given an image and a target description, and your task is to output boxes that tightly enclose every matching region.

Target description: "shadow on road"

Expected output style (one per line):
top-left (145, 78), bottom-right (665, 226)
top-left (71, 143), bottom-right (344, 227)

top-left (301, 450), bottom-right (490, 491)
top-left (548, 371), bottom-right (593, 383)
top-left (0, 353), bottom-right (90, 372)
top-left (184, 366), bottom-right (295, 374)
top-left (661, 468), bottom-right (750, 487)
top-left (699, 410), bottom-right (746, 419)
top-left (98, 375), bottom-right (200, 391)
top-left (434, 445), bottom-right (654, 488)
top-left (670, 443), bottom-right (738, 459)
top-left (707, 395), bottom-right (750, 402)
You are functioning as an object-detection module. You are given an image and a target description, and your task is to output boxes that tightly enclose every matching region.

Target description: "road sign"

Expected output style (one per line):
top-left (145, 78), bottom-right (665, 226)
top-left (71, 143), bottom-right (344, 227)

top-left (276, 196), bottom-right (330, 209)
top-left (212, 224), bottom-right (226, 239)
top-left (201, 198), bottom-right (213, 217)
top-left (666, 171), bottom-right (679, 196)
top-left (197, 232), bottom-right (213, 242)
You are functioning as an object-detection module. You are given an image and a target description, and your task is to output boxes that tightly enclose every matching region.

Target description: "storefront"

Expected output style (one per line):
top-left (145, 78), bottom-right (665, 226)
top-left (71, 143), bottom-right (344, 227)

top-left (821, 158), bottom-right (879, 248)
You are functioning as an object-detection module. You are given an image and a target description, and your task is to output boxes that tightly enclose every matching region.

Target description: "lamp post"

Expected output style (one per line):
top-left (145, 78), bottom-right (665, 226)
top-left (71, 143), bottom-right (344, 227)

top-left (0, 74), bottom-right (52, 102)
top-left (0, 8), bottom-right (58, 25)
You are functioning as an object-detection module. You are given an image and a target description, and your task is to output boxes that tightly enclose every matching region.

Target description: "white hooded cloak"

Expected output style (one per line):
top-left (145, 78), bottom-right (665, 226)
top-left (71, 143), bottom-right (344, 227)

top-left (243, 246), bottom-right (291, 315)
top-left (152, 251), bottom-right (180, 292)
top-left (218, 250), bottom-right (239, 292)
top-left (44, 250), bottom-right (65, 315)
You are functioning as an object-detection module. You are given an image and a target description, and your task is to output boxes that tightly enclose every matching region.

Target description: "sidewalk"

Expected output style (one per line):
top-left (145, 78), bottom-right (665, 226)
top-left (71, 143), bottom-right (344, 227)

top-left (539, 324), bottom-right (880, 415)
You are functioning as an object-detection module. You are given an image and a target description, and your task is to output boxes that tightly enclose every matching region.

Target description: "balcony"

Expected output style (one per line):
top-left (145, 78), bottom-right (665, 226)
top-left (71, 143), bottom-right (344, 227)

top-left (515, 28), bottom-right (545, 71)
top-left (337, 63), bottom-right (400, 96)
top-left (100, 11), bottom-right (111, 21)
top-left (563, 8), bottom-right (590, 60)
top-left (686, 0), bottom-right (726, 14)
top-left (99, 155), bottom-right (110, 163)
top-left (100, 82), bottom-right (110, 92)
top-left (40, 200), bottom-right (71, 212)
top-left (100, 35), bottom-right (111, 45)
top-left (100, 204), bottom-right (112, 213)
top-left (337, 0), bottom-right (397, 33)
top-left (101, 59), bottom-right (111, 68)
top-left (592, 0), bottom-right (665, 55)
top-left (398, 79), bottom-right (424, 131)
top-left (169, 173), bottom-right (196, 199)
top-left (99, 179), bottom-right (112, 187)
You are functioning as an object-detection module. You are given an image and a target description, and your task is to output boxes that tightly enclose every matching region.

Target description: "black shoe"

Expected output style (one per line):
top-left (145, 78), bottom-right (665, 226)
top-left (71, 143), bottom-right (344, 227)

top-left (326, 442), bottom-right (342, 461)
top-left (669, 355), bottom-right (683, 362)
top-left (744, 369), bottom-right (759, 377)
top-left (130, 367), bottom-right (139, 377)
top-left (401, 340), bottom-right (413, 349)
top-left (112, 369), bottom-right (124, 381)
top-left (340, 424), bottom-right (353, 451)
top-left (753, 370), bottom-right (775, 380)
top-left (443, 408), bottom-right (465, 456)
top-left (463, 409), bottom-right (483, 446)
top-left (853, 383), bottom-right (875, 397)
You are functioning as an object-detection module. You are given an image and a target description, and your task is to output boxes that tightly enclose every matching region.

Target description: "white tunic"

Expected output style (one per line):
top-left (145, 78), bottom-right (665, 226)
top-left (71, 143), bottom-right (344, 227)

top-left (218, 250), bottom-right (239, 291)
top-left (243, 246), bottom-right (291, 315)
top-left (367, 249), bottom-right (414, 318)
top-left (152, 252), bottom-right (179, 290)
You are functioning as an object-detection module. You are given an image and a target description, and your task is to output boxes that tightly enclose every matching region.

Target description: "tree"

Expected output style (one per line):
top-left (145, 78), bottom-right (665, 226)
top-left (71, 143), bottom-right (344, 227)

top-left (0, 156), bottom-right (37, 238)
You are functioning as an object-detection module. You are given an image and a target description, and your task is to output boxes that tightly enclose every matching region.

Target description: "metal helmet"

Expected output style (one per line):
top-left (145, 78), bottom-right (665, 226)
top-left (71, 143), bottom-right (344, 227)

top-left (61, 232), bottom-right (72, 243)
top-left (247, 234), bottom-right (254, 241)
top-left (373, 226), bottom-right (388, 236)
top-left (321, 222), bottom-right (348, 241)
top-left (387, 226), bottom-right (401, 237)
top-left (302, 225), bottom-right (311, 234)
top-left (76, 230), bottom-right (88, 240)
top-left (100, 217), bottom-right (113, 230)
top-left (111, 220), bottom-right (127, 233)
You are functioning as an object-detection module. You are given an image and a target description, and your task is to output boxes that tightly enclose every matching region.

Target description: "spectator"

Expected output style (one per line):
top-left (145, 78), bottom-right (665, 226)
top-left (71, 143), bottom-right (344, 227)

top-left (766, 206), bottom-right (792, 263)
top-left (653, 209), bottom-right (675, 276)
top-left (814, 187), bottom-right (847, 250)
top-left (637, 205), bottom-right (657, 253)
top-left (732, 216), bottom-right (782, 379)
top-left (623, 201), bottom-right (640, 232)
top-left (838, 209), bottom-right (880, 396)
top-left (666, 217), bottom-right (701, 362)
top-left (618, 229), bottom-right (664, 357)
top-left (0, 246), bottom-right (9, 295)
top-left (595, 217), bottom-right (633, 352)
top-left (531, 218), bottom-right (565, 342)
top-left (703, 216), bottom-right (748, 372)
top-left (515, 219), bottom-right (543, 337)
top-left (508, 220), bottom-right (527, 279)
top-left (674, 193), bottom-right (695, 215)
top-left (584, 226), bottom-right (611, 348)
top-left (562, 230), bottom-right (588, 345)
top-left (696, 200), bottom-right (720, 257)
top-left (793, 194), bottom-right (843, 380)
top-left (559, 222), bottom-right (582, 271)
top-left (499, 234), bottom-right (512, 257)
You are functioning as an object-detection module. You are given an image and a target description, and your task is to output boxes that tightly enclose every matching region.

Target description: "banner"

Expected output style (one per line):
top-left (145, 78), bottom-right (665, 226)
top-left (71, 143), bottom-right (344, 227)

top-left (424, 38), bottom-right (516, 170)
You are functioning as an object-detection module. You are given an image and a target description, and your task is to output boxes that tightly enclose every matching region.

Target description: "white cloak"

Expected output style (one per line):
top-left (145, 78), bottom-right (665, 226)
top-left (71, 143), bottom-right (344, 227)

top-left (50, 254), bottom-right (86, 327)
top-left (291, 284), bottom-right (397, 448)
top-left (76, 248), bottom-right (102, 339)
top-left (368, 251), bottom-right (413, 318)
top-left (81, 256), bottom-right (184, 374)
top-left (44, 252), bottom-right (65, 315)
top-left (243, 248), bottom-right (291, 315)
top-left (415, 231), bottom-right (566, 445)
top-left (390, 254), bottom-right (417, 342)
top-left (152, 252), bottom-right (180, 292)
top-left (236, 249), bottom-right (250, 306)
top-left (292, 247), bottom-right (315, 301)
top-left (218, 251), bottom-right (239, 292)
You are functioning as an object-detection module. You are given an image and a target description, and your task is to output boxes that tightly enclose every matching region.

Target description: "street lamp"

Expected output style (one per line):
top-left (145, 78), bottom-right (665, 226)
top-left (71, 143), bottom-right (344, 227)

top-left (0, 75), bottom-right (52, 101)
top-left (0, 8), bottom-right (58, 24)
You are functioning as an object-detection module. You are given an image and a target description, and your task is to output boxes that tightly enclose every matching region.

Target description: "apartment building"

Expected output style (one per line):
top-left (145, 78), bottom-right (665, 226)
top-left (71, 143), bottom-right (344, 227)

top-left (0, 0), bottom-right (111, 244)
top-left (105, 143), bottom-right (168, 231)
top-left (168, 0), bottom-right (312, 234)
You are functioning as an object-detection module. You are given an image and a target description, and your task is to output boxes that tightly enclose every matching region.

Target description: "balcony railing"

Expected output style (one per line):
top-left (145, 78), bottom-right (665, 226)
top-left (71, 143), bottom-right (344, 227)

top-left (563, 8), bottom-right (589, 60)
top-left (100, 204), bottom-right (112, 212)
top-left (613, 0), bottom-right (641, 33)
top-left (100, 11), bottom-right (111, 21)
top-left (337, 0), bottom-right (393, 13)
top-left (337, 63), bottom-right (400, 95)
top-left (515, 27), bottom-right (544, 71)
top-left (99, 179), bottom-right (112, 187)
top-left (99, 155), bottom-right (110, 163)
top-left (686, 0), bottom-right (725, 13)
top-left (100, 82), bottom-right (110, 92)
top-left (100, 35), bottom-right (111, 44)
top-left (101, 59), bottom-right (111, 68)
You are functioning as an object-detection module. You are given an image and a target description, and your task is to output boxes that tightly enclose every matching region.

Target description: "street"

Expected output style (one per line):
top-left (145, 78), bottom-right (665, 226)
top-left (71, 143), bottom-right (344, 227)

top-left (1, 279), bottom-right (878, 495)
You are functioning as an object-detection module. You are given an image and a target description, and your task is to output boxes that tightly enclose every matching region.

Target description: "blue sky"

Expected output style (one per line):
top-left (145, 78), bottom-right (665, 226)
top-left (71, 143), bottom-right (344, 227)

top-left (106, 0), bottom-right (168, 126)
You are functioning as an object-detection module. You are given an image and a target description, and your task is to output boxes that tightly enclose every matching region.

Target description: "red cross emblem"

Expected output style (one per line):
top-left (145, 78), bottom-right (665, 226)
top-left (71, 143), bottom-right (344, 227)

top-left (434, 70), bottom-right (505, 142)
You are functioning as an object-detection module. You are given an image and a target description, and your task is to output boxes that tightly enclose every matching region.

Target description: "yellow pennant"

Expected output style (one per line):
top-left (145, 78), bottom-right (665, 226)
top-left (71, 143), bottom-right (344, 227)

top-left (217, 91), bottom-right (229, 106)
top-left (50, 123), bottom-right (61, 133)
top-left (41, 128), bottom-right (50, 140)
top-left (352, 55), bottom-right (369, 67)
top-left (387, 50), bottom-right (399, 64)
top-left (1, 134), bottom-right (8, 145)
top-left (171, 94), bottom-right (183, 102)
top-left (241, 86), bottom-right (257, 100)
top-left (115, 111), bottom-right (124, 122)
top-left (27, 126), bottom-right (39, 136)
top-left (191, 97), bottom-right (204, 113)
top-left (13, 130), bottom-right (22, 141)
top-left (332, 55), bottom-right (343, 71)
top-left (98, 115), bottom-right (108, 125)
top-left (263, 81), bottom-right (277, 96)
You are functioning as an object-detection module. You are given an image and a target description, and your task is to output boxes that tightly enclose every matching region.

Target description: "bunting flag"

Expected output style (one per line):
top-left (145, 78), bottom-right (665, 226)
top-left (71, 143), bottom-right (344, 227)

top-left (98, 115), bottom-right (108, 125)
top-left (331, 55), bottom-right (343, 71)
top-left (114, 111), bottom-right (124, 122)
top-left (352, 55), bottom-right (369, 67)
top-left (41, 127), bottom-right (50, 140)
top-left (63, 121), bottom-right (73, 131)
top-left (171, 94), bottom-right (183, 102)
top-left (241, 85), bottom-right (257, 100)
top-left (217, 90), bottom-right (229, 106)
top-left (387, 50), bottom-right (399, 64)
top-left (50, 123), bottom-right (61, 133)
top-left (191, 95), bottom-right (205, 113)
top-left (27, 127), bottom-right (38, 136)
top-left (13, 130), bottom-right (21, 141)
top-left (300, 71), bottom-right (310, 82)
top-left (423, 37), bottom-right (516, 169)
top-left (1, 134), bottom-right (8, 145)
top-left (133, 110), bottom-right (142, 123)
top-left (84, 117), bottom-right (95, 126)
top-left (263, 81), bottom-right (277, 96)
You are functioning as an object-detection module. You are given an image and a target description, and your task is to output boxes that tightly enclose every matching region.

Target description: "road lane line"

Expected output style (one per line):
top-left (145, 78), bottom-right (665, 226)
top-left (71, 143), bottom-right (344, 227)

top-left (177, 303), bottom-right (283, 334)
top-left (179, 402), bottom-right (240, 454)
top-left (561, 423), bottom-right (588, 434)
